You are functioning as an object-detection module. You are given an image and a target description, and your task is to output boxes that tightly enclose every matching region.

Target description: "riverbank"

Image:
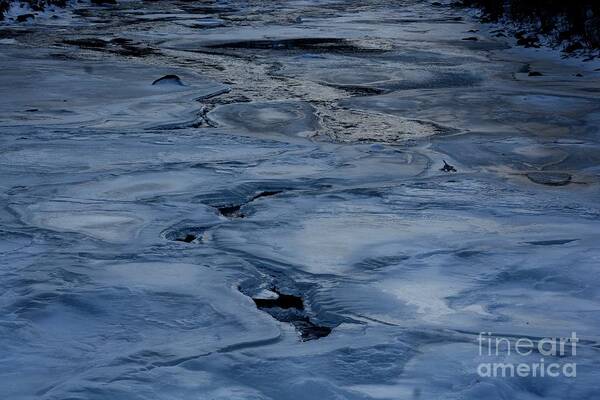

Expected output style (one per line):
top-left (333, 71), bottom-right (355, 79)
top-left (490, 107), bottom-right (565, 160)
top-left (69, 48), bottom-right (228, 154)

top-left (457, 0), bottom-right (600, 56)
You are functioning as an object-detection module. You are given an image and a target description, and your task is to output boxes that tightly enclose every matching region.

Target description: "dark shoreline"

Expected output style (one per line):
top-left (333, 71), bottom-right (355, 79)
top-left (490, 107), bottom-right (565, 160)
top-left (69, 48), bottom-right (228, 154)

top-left (457, 0), bottom-right (600, 54)
top-left (4, 0), bottom-right (599, 57)
top-left (1, 0), bottom-right (65, 20)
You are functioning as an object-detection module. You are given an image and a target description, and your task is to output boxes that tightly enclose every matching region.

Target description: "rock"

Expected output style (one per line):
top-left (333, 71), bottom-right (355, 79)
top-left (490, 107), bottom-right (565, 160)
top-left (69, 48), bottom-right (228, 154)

top-left (214, 191), bottom-right (284, 219)
top-left (253, 289), bottom-right (304, 310)
top-left (217, 204), bottom-right (243, 218)
top-left (17, 13), bottom-right (35, 22)
top-left (440, 160), bottom-right (457, 172)
top-left (151, 74), bottom-right (184, 86)
top-left (462, 36), bottom-right (479, 41)
top-left (528, 71), bottom-right (543, 76)
top-left (516, 36), bottom-right (540, 48)
top-left (293, 318), bottom-right (332, 341)
top-left (564, 41), bottom-right (584, 53)
top-left (248, 288), bottom-right (333, 341)
top-left (175, 234), bottom-right (197, 243)
top-left (526, 172), bottom-right (572, 186)
top-left (162, 225), bottom-right (214, 243)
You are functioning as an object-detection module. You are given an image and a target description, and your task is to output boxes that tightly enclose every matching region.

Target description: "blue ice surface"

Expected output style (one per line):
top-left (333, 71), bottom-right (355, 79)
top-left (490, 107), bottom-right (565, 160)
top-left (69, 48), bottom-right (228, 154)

top-left (1, 1), bottom-right (600, 399)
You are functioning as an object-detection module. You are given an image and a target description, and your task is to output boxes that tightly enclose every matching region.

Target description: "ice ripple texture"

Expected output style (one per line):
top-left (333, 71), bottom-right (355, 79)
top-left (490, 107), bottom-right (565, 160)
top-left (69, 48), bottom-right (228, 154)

top-left (1, 1), bottom-right (600, 399)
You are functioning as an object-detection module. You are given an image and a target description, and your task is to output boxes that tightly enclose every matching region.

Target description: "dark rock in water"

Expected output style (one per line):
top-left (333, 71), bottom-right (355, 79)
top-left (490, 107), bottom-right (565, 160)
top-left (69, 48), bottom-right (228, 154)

top-left (162, 224), bottom-right (213, 243)
top-left (575, 73), bottom-right (583, 77)
top-left (17, 14), bottom-right (35, 22)
top-left (91, 0), bottom-right (117, 5)
top-left (249, 288), bottom-right (332, 341)
top-left (212, 190), bottom-right (284, 218)
top-left (217, 204), bottom-right (243, 218)
top-left (462, 37), bottom-right (479, 41)
top-left (293, 318), bottom-right (333, 341)
top-left (528, 71), bottom-right (543, 76)
top-left (175, 234), bottom-right (197, 243)
top-left (526, 172), bottom-right (572, 186)
top-left (526, 239), bottom-right (578, 246)
top-left (440, 160), bottom-right (457, 172)
top-left (152, 74), bottom-right (184, 86)
top-left (201, 188), bottom-right (287, 220)
top-left (253, 289), bottom-right (304, 310)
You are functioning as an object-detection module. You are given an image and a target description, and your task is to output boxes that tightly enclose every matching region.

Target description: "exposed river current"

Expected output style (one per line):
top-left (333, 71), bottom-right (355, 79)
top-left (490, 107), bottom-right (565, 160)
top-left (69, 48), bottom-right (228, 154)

top-left (1, 1), bottom-right (600, 399)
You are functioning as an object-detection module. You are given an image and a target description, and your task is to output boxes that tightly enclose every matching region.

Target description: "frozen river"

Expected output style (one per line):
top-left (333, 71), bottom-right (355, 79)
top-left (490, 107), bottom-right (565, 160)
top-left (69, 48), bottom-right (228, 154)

top-left (1, 1), bottom-right (600, 399)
